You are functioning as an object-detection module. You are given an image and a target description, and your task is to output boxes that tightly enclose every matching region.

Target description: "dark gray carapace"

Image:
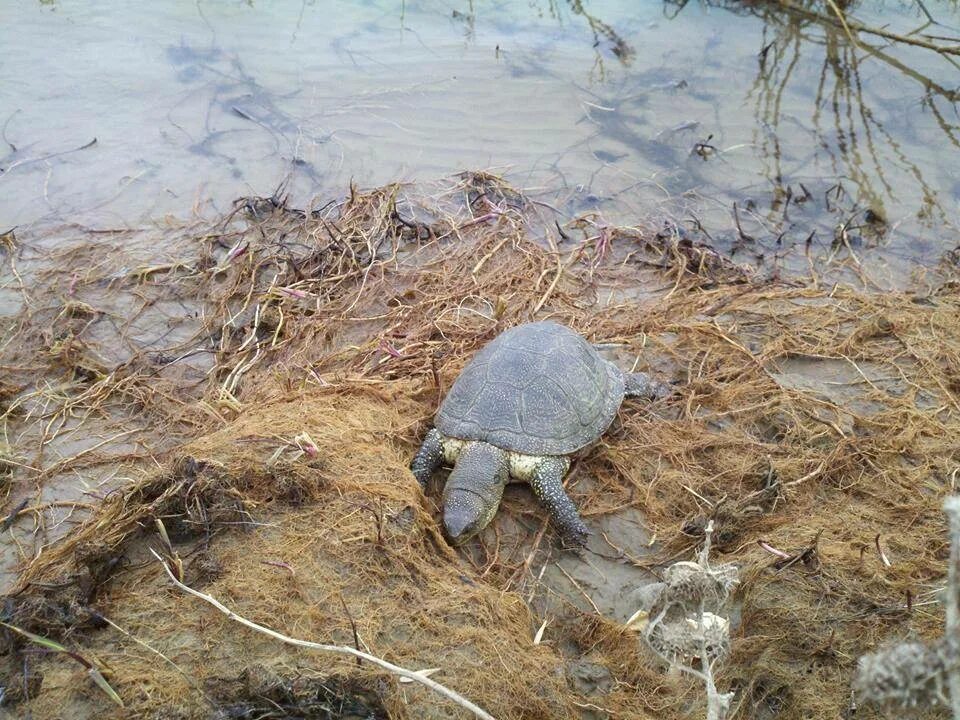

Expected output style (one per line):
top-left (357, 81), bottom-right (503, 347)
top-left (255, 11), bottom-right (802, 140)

top-left (411, 321), bottom-right (670, 546)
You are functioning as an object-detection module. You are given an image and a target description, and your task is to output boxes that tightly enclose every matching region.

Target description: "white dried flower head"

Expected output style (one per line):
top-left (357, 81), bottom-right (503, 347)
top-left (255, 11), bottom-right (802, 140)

top-left (853, 639), bottom-right (956, 711)
top-left (646, 611), bottom-right (731, 663)
top-left (636, 525), bottom-right (739, 720)
top-left (660, 560), bottom-right (739, 615)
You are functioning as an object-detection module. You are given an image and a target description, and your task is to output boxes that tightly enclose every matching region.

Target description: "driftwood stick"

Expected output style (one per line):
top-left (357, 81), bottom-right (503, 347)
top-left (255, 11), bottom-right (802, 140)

top-left (151, 550), bottom-right (496, 720)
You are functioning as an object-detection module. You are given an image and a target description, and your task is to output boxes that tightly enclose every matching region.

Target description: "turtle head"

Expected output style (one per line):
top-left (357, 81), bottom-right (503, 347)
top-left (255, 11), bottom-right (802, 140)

top-left (442, 441), bottom-right (509, 545)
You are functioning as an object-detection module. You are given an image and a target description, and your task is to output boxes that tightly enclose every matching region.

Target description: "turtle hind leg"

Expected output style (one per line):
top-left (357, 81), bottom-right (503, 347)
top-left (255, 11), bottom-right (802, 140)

top-left (411, 428), bottom-right (444, 488)
top-left (624, 370), bottom-right (673, 400)
top-left (529, 457), bottom-right (588, 547)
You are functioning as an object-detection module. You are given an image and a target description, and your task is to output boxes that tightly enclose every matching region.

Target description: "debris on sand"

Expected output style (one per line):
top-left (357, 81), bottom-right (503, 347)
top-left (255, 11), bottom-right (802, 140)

top-left (1, 173), bottom-right (959, 718)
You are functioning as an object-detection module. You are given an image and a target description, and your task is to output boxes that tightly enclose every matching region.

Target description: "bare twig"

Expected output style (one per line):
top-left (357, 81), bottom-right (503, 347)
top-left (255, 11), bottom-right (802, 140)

top-left (150, 550), bottom-right (496, 720)
top-left (775, 0), bottom-right (960, 56)
top-left (943, 496), bottom-right (960, 718)
top-left (1, 109), bottom-right (19, 153)
top-left (0, 137), bottom-right (98, 176)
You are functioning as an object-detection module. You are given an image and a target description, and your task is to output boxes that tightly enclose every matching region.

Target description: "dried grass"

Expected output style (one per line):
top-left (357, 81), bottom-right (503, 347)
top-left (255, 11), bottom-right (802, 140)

top-left (1, 173), bottom-right (958, 719)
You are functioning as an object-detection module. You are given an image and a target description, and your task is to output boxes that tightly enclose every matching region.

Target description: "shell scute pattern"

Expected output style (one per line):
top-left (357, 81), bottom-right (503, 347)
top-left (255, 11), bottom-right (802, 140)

top-left (493, 355), bottom-right (535, 389)
top-left (441, 359), bottom-right (488, 416)
top-left (519, 376), bottom-right (571, 439)
top-left (471, 382), bottom-right (523, 434)
top-left (436, 321), bottom-right (626, 455)
top-left (567, 359), bottom-right (608, 424)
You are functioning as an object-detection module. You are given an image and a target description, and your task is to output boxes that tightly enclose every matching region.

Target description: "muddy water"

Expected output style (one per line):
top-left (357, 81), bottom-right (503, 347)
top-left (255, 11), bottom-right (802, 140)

top-left (1, 1), bottom-right (959, 609)
top-left (1, 1), bottom-right (958, 277)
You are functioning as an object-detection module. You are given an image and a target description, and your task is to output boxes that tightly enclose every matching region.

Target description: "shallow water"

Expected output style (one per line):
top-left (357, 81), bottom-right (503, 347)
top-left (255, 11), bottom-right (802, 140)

top-left (1, 0), bottom-right (959, 278)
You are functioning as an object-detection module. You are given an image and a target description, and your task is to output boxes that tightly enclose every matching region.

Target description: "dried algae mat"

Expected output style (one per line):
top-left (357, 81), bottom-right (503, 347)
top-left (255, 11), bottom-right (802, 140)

top-left (1, 174), bottom-right (958, 719)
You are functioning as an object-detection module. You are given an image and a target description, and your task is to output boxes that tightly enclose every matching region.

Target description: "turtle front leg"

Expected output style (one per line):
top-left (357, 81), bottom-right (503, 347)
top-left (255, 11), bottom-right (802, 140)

top-left (411, 428), bottom-right (444, 488)
top-left (624, 371), bottom-right (672, 401)
top-left (530, 457), bottom-right (589, 547)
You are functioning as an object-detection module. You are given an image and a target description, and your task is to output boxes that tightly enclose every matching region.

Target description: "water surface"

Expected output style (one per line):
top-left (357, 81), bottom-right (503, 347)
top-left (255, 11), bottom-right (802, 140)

top-left (1, 1), bottom-right (958, 279)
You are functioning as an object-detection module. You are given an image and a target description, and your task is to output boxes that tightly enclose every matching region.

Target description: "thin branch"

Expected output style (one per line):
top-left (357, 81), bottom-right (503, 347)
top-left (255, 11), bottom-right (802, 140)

top-left (150, 550), bottom-right (496, 720)
top-left (943, 496), bottom-right (960, 719)
top-left (824, 0), bottom-right (859, 48)
top-left (0, 137), bottom-right (98, 177)
top-left (775, 0), bottom-right (960, 56)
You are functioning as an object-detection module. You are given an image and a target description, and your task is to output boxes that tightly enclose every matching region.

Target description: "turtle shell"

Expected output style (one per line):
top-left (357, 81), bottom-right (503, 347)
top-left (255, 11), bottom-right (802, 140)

top-left (435, 321), bottom-right (626, 455)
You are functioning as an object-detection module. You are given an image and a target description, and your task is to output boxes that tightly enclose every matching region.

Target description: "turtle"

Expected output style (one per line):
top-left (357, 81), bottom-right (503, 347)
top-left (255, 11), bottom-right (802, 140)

top-left (410, 320), bottom-right (671, 547)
